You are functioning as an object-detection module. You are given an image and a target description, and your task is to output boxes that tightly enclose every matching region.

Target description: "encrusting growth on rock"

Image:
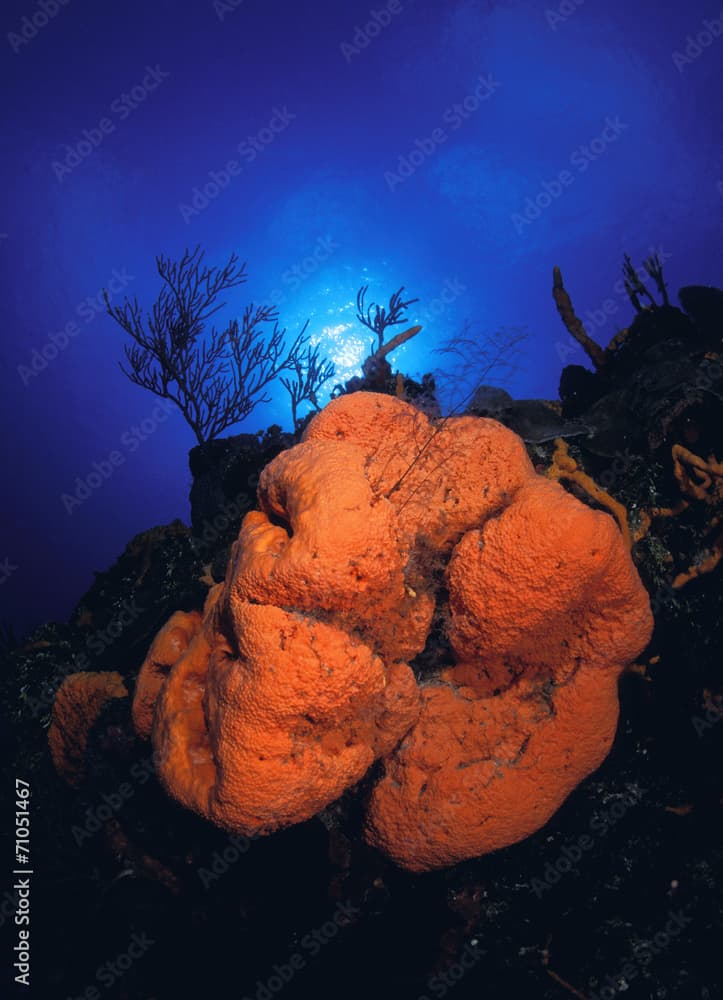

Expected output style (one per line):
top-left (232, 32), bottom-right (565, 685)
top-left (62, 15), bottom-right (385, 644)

top-left (131, 392), bottom-right (653, 870)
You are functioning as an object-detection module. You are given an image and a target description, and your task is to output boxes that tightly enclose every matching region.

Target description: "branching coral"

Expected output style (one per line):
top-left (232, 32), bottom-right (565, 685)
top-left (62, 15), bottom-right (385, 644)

top-left (544, 437), bottom-right (723, 593)
top-left (627, 443), bottom-right (723, 590)
top-left (105, 246), bottom-right (331, 444)
top-left (673, 524), bottom-right (723, 589)
top-left (335, 286), bottom-right (422, 393)
top-left (668, 445), bottom-right (723, 589)
top-left (355, 285), bottom-right (419, 351)
top-left (133, 393), bottom-right (652, 870)
top-left (280, 341), bottom-right (335, 433)
top-left (552, 253), bottom-right (670, 373)
top-left (623, 251), bottom-right (669, 311)
top-left (671, 444), bottom-right (723, 504)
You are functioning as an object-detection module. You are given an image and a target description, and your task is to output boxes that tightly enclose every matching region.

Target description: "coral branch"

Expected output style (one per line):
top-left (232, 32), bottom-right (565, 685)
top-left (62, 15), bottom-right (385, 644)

top-left (552, 268), bottom-right (606, 370)
top-left (373, 324), bottom-right (422, 361)
top-left (356, 285), bottom-right (419, 350)
top-left (105, 247), bottom-right (328, 444)
top-left (672, 444), bottom-right (723, 502)
top-left (546, 438), bottom-right (632, 548)
top-left (633, 444), bottom-right (722, 590)
top-left (673, 523), bottom-right (723, 589)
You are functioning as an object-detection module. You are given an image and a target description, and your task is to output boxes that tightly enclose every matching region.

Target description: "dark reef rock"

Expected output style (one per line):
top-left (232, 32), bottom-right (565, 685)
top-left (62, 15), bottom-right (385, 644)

top-left (603, 304), bottom-right (700, 375)
top-left (559, 362), bottom-right (610, 416)
top-left (336, 368), bottom-right (441, 418)
top-left (679, 284), bottom-right (723, 336)
top-left (3, 521), bottom-right (208, 757)
top-left (558, 297), bottom-right (723, 459)
top-left (71, 518), bottom-right (207, 634)
top-left (188, 424), bottom-right (293, 579)
top-left (465, 384), bottom-right (590, 442)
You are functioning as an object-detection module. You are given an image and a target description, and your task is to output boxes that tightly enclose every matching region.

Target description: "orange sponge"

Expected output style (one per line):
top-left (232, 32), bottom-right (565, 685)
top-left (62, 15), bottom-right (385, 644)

top-left (133, 393), bottom-right (652, 869)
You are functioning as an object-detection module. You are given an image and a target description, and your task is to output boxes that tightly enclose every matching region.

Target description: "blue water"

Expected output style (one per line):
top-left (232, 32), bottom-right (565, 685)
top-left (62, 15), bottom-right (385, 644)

top-left (1, 0), bottom-right (721, 636)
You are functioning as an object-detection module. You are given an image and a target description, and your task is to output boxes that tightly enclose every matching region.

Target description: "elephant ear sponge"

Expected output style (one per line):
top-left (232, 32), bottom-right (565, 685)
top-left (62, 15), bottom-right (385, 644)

top-left (131, 392), bottom-right (652, 869)
top-left (364, 477), bottom-right (653, 871)
top-left (132, 429), bottom-right (423, 835)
